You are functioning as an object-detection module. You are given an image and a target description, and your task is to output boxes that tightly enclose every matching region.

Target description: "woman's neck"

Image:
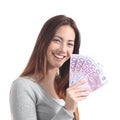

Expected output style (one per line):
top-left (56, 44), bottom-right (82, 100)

top-left (35, 68), bottom-right (60, 99)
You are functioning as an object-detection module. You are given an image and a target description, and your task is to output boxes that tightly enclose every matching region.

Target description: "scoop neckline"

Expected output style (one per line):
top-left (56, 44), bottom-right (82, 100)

top-left (20, 76), bottom-right (65, 105)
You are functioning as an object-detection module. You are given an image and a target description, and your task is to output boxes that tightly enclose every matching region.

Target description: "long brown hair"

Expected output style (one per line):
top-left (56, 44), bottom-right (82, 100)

top-left (20, 15), bottom-right (81, 120)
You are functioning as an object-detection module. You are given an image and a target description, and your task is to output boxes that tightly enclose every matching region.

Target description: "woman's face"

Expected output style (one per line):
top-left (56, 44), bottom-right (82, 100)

top-left (46, 25), bottom-right (75, 69)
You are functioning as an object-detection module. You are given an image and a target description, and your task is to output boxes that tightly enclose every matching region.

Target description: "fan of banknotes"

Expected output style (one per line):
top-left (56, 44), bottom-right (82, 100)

top-left (69, 54), bottom-right (108, 92)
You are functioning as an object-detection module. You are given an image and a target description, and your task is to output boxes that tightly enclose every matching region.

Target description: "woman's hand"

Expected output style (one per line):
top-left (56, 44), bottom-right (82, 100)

top-left (64, 79), bottom-right (90, 114)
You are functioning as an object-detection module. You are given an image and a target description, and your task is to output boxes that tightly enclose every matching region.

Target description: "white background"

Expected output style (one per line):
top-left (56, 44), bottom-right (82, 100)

top-left (0, 0), bottom-right (120, 119)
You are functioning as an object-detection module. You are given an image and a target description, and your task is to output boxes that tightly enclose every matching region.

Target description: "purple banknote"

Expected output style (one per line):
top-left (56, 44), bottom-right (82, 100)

top-left (69, 54), bottom-right (108, 92)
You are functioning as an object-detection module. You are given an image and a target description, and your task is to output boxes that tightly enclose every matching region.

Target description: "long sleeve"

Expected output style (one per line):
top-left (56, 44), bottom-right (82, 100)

top-left (9, 78), bottom-right (74, 120)
top-left (9, 79), bottom-right (37, 120)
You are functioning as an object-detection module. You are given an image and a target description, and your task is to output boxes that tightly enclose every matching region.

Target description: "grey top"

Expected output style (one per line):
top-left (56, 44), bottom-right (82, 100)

top-left (9, 77), bottom-right (74, 120)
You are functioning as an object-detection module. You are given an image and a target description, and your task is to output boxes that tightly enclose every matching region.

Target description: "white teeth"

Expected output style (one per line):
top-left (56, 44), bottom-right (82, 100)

top-left (54, 54), bottom-right (64, 59)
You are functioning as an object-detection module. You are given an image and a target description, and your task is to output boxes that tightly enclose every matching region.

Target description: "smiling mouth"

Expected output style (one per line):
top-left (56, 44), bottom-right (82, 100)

top-left (53, 53), bottom-right (65, 59)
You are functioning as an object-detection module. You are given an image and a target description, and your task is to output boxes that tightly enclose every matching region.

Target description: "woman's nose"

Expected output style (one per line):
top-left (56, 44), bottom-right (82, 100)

top-left (60, 43), bottom-right (67, 52)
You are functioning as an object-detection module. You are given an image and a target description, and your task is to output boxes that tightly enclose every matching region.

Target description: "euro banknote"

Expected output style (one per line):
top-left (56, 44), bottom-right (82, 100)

top-left (69, 54), bottom-right (108, 92)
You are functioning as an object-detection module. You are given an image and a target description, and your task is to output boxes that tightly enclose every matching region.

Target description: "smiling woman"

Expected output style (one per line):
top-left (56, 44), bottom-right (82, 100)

top-left (9, 15), bottom-right (90, 120)
top-left (46, 25), bottom-right (75, 68)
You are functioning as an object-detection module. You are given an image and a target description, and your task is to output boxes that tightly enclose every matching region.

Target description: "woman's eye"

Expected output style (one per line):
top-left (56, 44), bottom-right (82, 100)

top-left (53, 39), bottom-right (61, 43)
top-left (68, 43), bottom-right (74, 47)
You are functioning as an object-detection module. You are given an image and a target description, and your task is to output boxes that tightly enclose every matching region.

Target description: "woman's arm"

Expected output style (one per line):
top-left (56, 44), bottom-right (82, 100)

top-left (51, 80), bottom-right (89, 120)
top-left (9, 79), bottom-right (37, 120)
top-left (65, 79), bottom-right (90, 114)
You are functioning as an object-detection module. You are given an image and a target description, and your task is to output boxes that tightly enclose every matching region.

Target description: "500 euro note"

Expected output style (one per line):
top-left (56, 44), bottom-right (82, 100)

top-left (69, 54), bottom-right (108, 92)
top-left (69, 54), bottom-right (86, 85)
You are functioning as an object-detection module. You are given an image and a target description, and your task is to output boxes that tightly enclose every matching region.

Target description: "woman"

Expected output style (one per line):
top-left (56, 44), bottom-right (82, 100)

top-left (10, 15), bottom-right (90, 120)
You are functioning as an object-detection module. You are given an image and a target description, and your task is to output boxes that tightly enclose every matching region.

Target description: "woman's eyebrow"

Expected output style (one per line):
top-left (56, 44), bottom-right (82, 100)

top-left (54, 35), bottom-right (74, 42)
top-left (54, 35), bottom-right (63, 40)
top-left (68, 40), bottom-right (74, 42)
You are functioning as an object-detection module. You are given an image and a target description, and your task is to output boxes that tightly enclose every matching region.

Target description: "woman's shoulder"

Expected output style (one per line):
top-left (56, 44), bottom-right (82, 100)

top-left (10, 77), bottom-right (39, 107)
top-left (11, 77), bottom-right (34, 87)
top-left (10, 77), bottom-right (39, 94)
top-left (10, 77), bottom-right (40, 101)
top-left (10, 77), bottom-right (45, 96)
